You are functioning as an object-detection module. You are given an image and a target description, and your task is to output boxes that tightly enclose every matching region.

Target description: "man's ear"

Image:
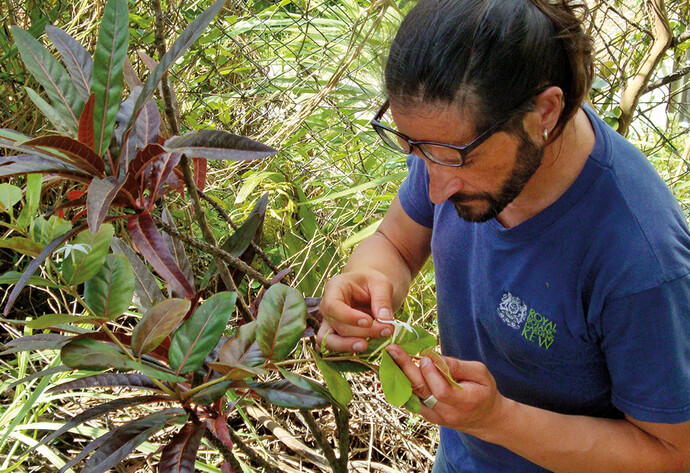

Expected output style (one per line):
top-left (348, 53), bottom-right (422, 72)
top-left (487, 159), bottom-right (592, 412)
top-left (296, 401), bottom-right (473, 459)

top-left (525, 86), bottom-right (564, 142)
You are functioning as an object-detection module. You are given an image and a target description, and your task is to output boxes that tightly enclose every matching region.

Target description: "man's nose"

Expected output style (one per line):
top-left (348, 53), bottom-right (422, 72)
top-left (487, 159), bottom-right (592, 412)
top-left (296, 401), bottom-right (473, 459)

top-left (426, 160), bottom-right (464, 204)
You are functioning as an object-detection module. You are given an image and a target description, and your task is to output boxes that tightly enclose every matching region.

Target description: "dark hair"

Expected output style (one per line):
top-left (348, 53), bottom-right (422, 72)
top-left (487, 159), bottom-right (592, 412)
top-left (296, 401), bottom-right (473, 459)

top-left (384, 0), bottom-right (594, 140)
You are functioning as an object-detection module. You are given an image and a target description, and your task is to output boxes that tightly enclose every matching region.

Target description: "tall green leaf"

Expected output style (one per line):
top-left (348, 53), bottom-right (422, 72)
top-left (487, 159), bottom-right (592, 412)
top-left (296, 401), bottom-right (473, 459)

top-left (256, 283), bottom-right (307, 361)
top-left (25, 87), bottom-right (75, 135)
top-left (11, 26), bottom-right (83, 130)
top-left (380, 351), bottom-right (411, 407)
top-left (61, 223), bottom-right (114, 285)
top-left (131, 298), bottom-right (191, 356)
top-left (91, 0), bottom-right (129, 156)
top-left (16, 173), bottom-right (42, 228)
top-left (84, 254), bottom-right (135, 320)
top-left (310, 348), bottom-right (353, 406)
top-left (168, 291), bottom-right (237, 375)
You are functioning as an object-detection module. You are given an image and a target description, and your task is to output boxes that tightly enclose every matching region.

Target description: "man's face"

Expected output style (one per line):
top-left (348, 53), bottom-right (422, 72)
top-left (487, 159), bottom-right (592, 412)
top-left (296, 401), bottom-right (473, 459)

top-left (390, 101), bottom-right (544, 222)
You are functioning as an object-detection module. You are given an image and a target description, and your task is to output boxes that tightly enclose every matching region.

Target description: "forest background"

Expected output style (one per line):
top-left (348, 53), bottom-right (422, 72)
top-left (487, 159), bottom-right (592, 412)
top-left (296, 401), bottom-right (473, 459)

top-left (1, 0), bottom-right (689, 472)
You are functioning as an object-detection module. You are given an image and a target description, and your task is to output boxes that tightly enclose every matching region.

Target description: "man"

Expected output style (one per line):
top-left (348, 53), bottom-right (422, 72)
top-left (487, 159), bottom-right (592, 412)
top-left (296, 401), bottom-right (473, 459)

top-left (316, 0), bottom-right (690, 472)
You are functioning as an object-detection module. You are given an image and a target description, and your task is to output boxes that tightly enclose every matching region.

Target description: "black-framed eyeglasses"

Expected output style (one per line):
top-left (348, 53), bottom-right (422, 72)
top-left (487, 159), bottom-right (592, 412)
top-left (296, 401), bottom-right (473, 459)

top-left (370, 100), bottom-right (515, 167)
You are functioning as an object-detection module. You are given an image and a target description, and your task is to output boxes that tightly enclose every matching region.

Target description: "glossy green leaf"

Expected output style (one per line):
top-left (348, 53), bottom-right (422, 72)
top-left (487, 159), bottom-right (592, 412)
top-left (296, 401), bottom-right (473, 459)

top-left (311, 349), bottom-right (352, 406)
top-left (169, 292), bottom-right (237, 375)
top-left (84, 254), bottom-right (135, 319)
top-left (0, 271), bottom-right (57, 288)
top-left (27, 313), bottom-right (99, 329)
top-left (131, 298), bottom-right (191, 356)
top-left (190, 381), bottom-right (233, 405)
top-left (16, 173), bottom-right (41, 228)
top-left (256, 283), bottom-right (307, 361)
top-left (380, 351), bottom-right (411, 407)
top-left (29, 215), bottom-right (72, 246)
top-left (91, 0), bottom-right (128, 156)
top-left (61, 223), bottom-right (114, 285)
top-left (404, 393), bottom-right (421, 414)
top-left (0, 183), bottom-right (21, 212)
top-left (11, 26), bottom-right (83, 130)
top-left (397, 326), bottom-right (437, 356)
top-left (25, 87), bottom-right (75, 135)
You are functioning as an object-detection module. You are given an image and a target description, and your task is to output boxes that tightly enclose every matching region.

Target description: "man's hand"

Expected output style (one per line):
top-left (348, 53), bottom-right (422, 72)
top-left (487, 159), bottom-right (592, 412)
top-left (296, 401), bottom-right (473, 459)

top-left (385, 344), bottom-right (509, 435)
top-left (316, 270), bottom-right (397, 353)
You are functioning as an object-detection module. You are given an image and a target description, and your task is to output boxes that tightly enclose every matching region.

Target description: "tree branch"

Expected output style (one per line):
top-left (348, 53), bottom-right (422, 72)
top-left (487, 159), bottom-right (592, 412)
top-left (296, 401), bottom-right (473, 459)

top-left (643, 65), bottom-right (690, 94)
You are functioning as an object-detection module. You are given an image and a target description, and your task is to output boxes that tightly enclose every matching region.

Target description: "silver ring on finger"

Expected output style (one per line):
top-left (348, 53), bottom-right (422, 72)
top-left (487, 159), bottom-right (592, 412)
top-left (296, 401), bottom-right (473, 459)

top-left (422, 394), bottom-right (437, 409)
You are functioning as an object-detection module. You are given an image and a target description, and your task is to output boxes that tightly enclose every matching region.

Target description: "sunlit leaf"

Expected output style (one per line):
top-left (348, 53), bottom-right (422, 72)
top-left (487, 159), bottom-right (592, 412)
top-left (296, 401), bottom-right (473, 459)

top-left (380, 351), bottom-right (411, 407)
top-left (0, 183), bottom-right (21, 212)
top-left (78, 93), bottom-right (96, 149)
top-left (131, 298), bottom-right (190, 356)
top-left (61, 223), bottom-right (114, 285)
top-left (420, 348), bottom-right (463, 390)
top-left (169, 291), bottom-right (237, 375)
top-left (256, 283), bottom-right (307, 361)
top-left (27, 313), bottom-right (99, 329)
top-left (311, 348), bottom-right (352, 406)
top-left (16, 173), bottom-right (42, 228)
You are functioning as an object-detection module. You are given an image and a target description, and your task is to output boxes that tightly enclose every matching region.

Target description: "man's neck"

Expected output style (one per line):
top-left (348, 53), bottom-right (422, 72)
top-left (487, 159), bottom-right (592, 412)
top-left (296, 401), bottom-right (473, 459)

top-left (496, 108), bottom-right (596, 228)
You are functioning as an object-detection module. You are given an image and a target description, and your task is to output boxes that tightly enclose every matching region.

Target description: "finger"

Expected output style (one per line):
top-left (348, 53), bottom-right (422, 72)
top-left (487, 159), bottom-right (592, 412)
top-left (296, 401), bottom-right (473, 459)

top-left (386, 345), bottom-right (433, 400)
top-left (316, 320), bottom-right (370, 353)
top-left (367, 280), bottom-right (395, 322)
top-left (419, 356), bottom-right (459, 402)
top-left (443, 356), bottom-right (494, 385)
top-left (320, 291), bottom-right (376, 329)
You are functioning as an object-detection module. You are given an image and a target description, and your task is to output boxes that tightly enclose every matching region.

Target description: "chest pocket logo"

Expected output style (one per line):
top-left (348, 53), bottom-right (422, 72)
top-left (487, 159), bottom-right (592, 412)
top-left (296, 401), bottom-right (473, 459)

top-left (497, 292), bottom-right (528, 329)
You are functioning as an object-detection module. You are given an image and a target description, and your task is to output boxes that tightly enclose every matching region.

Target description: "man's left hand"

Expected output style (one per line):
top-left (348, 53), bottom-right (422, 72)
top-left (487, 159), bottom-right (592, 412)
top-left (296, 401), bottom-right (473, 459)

top-left (385, 344), bottom-right (509, 435)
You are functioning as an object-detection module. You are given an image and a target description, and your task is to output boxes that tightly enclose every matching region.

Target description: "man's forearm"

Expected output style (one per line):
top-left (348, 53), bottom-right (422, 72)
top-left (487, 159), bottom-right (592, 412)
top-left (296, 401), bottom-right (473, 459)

top-left (477, 398), bottom-right (684, 473)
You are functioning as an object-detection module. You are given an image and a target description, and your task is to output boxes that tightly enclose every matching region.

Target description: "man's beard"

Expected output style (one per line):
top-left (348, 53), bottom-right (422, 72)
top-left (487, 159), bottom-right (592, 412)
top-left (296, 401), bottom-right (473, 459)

top-left (449, 134), bottom-right (544, 223)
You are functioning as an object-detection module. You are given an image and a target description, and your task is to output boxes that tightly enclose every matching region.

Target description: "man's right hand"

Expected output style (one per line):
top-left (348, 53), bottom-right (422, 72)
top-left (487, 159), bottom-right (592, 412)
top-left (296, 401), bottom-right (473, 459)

top-left (316, 269), bottom-right (397, 352)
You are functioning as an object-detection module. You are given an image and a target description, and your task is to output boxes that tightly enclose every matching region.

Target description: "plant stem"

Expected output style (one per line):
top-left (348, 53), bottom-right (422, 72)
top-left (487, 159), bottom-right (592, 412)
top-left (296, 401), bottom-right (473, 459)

top-left (203, 430), bottom-right (244, 472)
top-left (299, 409), bottom-right (341, 472)
top-left (151, 0), bottom-right (236, 292)
top-left (223, 423), bottom-right (284, 473)
top-left (180, 372), bottom-right (234, 400)
top-left (334, 406), bottom-right (350, 472)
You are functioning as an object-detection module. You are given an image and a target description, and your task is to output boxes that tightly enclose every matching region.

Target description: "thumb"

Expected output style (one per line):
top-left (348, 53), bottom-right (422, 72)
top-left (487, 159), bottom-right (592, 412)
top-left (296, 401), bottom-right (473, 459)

top-left (444, 357), bottom-right (494, 385)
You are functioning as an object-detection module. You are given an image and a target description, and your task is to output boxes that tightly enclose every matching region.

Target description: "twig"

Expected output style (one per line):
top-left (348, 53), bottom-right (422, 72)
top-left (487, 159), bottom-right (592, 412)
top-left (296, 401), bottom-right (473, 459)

top-left (197, 188), bottom-right (279, 273)
top-left (203, 429), bottom-right (243, 472)
top-left (334, 406), bottom-right (350, 472)
top-left (224, 423), bottom-right (284, 473)
top-left (153, 215), bottom-right (271, 288)
top-left (299, 409), bottom-right (341, 472)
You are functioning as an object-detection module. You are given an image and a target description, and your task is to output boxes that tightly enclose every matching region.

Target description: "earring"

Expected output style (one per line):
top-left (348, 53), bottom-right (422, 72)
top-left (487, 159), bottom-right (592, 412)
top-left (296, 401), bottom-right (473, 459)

top-left (543, 128), bottom-right (549, 141)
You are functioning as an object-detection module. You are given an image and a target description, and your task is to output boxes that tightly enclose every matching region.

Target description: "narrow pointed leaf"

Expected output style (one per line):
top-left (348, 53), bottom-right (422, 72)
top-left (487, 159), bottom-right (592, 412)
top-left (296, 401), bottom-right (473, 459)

top-left (134, 97), bottom-right (160, 150)
top-left (1, 366), bottom-right (72, 395)
top-left (161, 207), bottom-right (194, 295)
top-left (27, 313), bottom-right (99, 329)
top-left (129, 142), bottom-right (166, 177)
top-left (114, 86), bottom-right (140, 149)
top-left (86, 176), bottom-right (124, 233)
top-left (0, 270), bottom-right (57, 288)
top-left (111, 237), bottom-right (165, 310)
top-left (137, 51), bottom-right (180, 126)
top-left (61, 223), bottom-right (114, 285)
top-left (248, 379), bottom-right (330, 409)
top-left (127, 211), bottom-right (195, 299)
top-left (45, 25), bottom-right (93, 100)
top-left (78, 93), bottom-right (96, 149)
top-left (16, 173), bottom-right (42, 228)
top-left (0, 237), bottom-right (43, 257)
top-left (193, 157), bottom-right (207, 191)
top-left (148, 151), bottom-right (181, 204)
top-left (48, 373), bottom-right (159, 393)
top-left (125, 0), bottom-right (226, 134)
top-left (84, 253), bottom-right (135, 319)
top-left (278, 367), bottom-right (345, 410)
top-left (91, 0), bottom-right (128, 156)
top-left (165, 130), bottom-right (277, 161)
top-left (25, 395), bottom-right (166, 457)
top-left (4, 225), bottom-right (83, 316)
top-left (81, 410), bottom-right (186, 473)
top-left (159, 422), bottom-right (206, 473)
top-left (0, 155), bottom-right (85, 177)
top-left (25, 87), bottom-right (75, 135)
top-left (0, 333), bottom-right (70, 355)
top-left (123, 57), bottom-right (143, 89)
top-left (419, 348), bottom-right (464, 389)
top-left (256, 283), bottom-right (307, 361)
top-left (310, 348), bottom-right (353, 406)
top-left (380, 351), bottom-right (412, 407)
top-left (169, 291), bottom-right (237, 375)
top-left (11, 26), bottom-right (83, 129)
top-left (25, 135), bottom-right (105, 175)
top-left (131, 298), bottom-right (191, 356)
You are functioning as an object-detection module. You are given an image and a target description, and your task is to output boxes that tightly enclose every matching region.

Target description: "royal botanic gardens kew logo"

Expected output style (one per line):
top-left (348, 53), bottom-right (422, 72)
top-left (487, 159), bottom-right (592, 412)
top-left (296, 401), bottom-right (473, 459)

top-left (497, 292), bottom-right (557, 349)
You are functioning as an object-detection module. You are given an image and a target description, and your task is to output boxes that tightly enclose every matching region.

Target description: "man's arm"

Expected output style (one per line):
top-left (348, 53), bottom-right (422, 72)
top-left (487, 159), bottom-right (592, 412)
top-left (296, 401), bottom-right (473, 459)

top-left (317, 195), bottom-right (432, 352)
top-left (387, 346), bottom-right (690, 473)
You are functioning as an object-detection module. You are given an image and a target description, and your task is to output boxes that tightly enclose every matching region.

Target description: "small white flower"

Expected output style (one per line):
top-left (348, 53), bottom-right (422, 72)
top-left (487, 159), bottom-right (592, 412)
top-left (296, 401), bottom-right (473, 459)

top-left (56, 243), bottom-right (92, 262)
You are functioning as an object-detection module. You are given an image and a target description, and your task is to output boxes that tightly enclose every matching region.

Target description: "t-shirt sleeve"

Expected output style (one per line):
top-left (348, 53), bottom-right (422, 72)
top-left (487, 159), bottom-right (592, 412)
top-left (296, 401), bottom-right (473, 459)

top-left (398, 154), bottom-right (434, 228)
top-left (600, 274), bottom-right (690, 423)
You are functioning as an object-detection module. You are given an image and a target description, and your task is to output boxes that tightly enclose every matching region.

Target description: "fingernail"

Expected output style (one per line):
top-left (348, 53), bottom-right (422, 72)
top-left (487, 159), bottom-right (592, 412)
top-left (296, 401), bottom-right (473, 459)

top-left (353, 342), bottom-right (366, 352)
top-left (381, 328), bottom-right (392, 337)
top-left (357, 318), bottom-right (370, 328)
top-left (378, 308), bottom-right (392, 319)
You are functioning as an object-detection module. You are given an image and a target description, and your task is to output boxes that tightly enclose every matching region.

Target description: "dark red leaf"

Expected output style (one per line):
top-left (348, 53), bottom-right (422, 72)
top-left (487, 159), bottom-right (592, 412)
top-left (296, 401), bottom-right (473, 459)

top-left (25, 135), bottom-right (105, 176)
top-left (0, 155), bottom-right (87, 178)
top-left (24, 395), bottom-right (167, 456)
top-left (159, 422), bottom-right (206, 473)
top-left (164, 130), bottom-right (277, 161)
top-left (87, 176), bottom-right (125, 233)
top-left (47, 373), bottom-right (159, 393)
top-left (134, 97), bottom-right (160, 149)
top-left (161, 207), bottom-right (195, 296)
top-left (193, 157), bottom-right (207, 191)
top-left (67, 190), bottom-right (86, 200)
top-left (148, 152), bottom-right (180, 205)
top-left (271, 267), bottom-right (292, 285)
top-left (127, 212), bottom-right (195, 299)
top-left (206, 417), bottom-right (233, 451)
top-left (78, 93), bottom-right (96, 149)
top-left (0, 333), bottom-right (70, 355)
top-left (129, 143), bottom-right (166, 178)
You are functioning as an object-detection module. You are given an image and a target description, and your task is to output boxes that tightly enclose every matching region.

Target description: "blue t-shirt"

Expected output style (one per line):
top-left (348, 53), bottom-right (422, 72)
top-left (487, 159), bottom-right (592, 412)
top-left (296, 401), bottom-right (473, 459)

top-left (397, 106), bottom-right (690, 473)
